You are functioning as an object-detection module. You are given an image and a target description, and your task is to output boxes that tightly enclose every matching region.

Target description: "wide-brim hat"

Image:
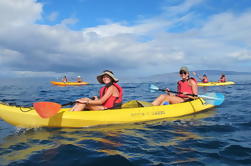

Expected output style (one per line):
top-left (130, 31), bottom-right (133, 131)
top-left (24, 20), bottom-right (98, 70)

top-left (97, 70), bottom-right (119, 84)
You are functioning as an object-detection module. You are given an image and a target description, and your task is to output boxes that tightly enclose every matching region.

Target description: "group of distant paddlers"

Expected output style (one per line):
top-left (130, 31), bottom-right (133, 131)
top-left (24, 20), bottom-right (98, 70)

top-left (62, 75), bottom-right (83, 83)
top-left (192, 72), bottom-right (227, 83)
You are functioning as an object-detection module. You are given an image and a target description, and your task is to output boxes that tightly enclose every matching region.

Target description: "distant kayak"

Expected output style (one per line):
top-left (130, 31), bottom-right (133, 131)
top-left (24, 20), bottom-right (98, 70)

top-left (0, 97), bottom-right (222, 128)
top-left (197, 81), bottom-right (235, 86)
top-left (50, 81), bottom-right (89, 86)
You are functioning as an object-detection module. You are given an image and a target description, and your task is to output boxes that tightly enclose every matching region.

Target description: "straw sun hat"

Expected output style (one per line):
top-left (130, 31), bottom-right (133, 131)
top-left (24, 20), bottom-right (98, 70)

top-left (97, 70), bottom-right (119, 84)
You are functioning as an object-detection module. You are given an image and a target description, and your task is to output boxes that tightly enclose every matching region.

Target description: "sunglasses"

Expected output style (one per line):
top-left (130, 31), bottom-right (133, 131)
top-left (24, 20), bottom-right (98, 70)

top-left (179, 71), bottom-right (187, 75)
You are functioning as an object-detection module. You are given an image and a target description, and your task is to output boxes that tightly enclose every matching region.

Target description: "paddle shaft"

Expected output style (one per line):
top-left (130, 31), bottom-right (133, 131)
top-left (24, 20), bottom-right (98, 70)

top-left (62, 101), bottom-right (76, 107)
top-left (157, 88), bottom-right (197, 97)
top-left (61, 96), bottom-right (96, 107)
top-left (192, 72), bottom-right (203, 81)
top-left (157, 88), bottom-right (221, 100)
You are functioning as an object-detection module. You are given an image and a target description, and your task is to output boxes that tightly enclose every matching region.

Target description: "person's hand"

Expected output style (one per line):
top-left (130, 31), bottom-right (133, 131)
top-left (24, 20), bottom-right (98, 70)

top-left (165, 88), bottom-right (170, 94)
top-left (76, 98), bottom-right (88, 104)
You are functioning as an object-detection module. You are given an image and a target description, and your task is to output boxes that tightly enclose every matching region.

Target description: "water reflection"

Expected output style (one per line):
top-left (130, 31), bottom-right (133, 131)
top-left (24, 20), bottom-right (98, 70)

top-left (0, 109), bottom-right (216, 165)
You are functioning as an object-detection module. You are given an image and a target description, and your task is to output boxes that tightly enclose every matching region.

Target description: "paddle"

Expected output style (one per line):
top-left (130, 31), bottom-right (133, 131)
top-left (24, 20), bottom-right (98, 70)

top-left (192, 71), bottom-right (203, 81)
top-left (150, 84), bottom-right (224, 106)
top-left (33, 101), bottom-right (75, 118)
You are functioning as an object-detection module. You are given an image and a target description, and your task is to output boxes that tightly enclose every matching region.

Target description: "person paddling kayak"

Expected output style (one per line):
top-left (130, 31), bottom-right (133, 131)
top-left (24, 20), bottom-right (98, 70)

top-left (62, 75), bottom-right (68, 83)
top-left (76, 76), bottom-right (82, 83)
top-left (218, 74), bottom-right (227, 82)
top-left (201, 74), bottom-right (209, 83)
top-left (152, 66), bottom-right (198, 105)
top-left (192, 72), bottom-right (208, 83)
top-left (70, 70), bottom-right (123, 111)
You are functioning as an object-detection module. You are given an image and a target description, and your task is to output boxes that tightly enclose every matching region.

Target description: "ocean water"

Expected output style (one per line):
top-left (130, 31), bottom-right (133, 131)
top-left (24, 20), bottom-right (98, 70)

top-left (0, 76), bottom-right (251, 166)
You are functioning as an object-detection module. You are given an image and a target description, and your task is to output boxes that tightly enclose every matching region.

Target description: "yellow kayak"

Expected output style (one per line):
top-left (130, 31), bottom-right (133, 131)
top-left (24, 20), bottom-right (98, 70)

top-left (197, 81), bottom-right (235, 86)
top-left (50, 81), bottom-right (89, 86)
top-left (0, 98), bottom-right (216, 128)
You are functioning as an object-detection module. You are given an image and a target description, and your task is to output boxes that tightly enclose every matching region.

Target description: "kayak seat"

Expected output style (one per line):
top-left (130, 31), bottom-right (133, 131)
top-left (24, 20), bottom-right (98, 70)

top-left (122, 100), bottom-right (153, 108)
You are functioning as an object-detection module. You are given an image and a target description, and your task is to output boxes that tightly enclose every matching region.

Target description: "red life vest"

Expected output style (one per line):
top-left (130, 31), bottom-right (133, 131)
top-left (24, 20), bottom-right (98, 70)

top-left (219, 77), bottom-right (226, 82)
top-left (177, 77), bottom-right (197, 98)
top-left (99, 83), bottom-right (123, 108)
top-left (202, 78), bottom-right (208, 83)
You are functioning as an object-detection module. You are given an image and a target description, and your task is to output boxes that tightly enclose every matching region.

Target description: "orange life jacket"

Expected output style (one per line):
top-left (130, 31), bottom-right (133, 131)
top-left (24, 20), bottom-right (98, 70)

top-left (99, 83), bottom-right (123, 108)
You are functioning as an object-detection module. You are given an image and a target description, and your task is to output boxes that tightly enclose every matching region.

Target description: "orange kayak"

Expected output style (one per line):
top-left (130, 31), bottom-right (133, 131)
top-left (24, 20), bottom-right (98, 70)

top-left (50, 81), bottom-right (89, 86)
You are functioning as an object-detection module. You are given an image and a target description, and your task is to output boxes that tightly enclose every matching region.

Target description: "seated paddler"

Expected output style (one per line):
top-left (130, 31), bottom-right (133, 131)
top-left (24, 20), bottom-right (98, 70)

top-left (152, 66), bottom-right (198, 105)
top-left (70, 70), bottom-right (123, 111)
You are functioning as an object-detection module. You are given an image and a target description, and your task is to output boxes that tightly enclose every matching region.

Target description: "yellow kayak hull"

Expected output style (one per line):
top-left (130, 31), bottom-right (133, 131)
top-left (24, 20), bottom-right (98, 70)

top-left (0, 99), bottom-right (215, 128)
top-left (197, 81), bottom-right (235, 86)
top-left (50, 81), bottom-right (89, 86)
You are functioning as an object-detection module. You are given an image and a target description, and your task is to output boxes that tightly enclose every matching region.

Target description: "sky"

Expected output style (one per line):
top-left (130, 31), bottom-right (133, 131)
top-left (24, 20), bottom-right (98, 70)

top-left (0, 0), bottom-right (251, 81)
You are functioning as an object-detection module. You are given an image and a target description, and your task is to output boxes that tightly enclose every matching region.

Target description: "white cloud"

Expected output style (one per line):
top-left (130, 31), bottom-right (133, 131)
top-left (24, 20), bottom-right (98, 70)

top-left (229, 50), bottom-right (251, 60)
top-left (0, 0), bottom-right (42, 27)
top-left (48, 11), bottom-right (58, 22)
top-left (162, 0), bottom-right (203, 16)
top-left (200, 12), bottom-right (251, 45)
top-left (0, 0), bottom-right (251, 78)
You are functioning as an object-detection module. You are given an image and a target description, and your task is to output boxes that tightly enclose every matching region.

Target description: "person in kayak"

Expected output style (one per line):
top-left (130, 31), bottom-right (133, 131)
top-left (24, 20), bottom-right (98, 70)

top-left (192, 72), bottom-right (208, 83)
top-left (218, 74), bottom-right (227, 82)
top-left (201, 74), bottom-right (208, 83)
top-left (70, 70), bottom-right (123, 111)
top-left (76, 76), bottom-right (82, 82)
top-left (200, 74), bottom-right (209, 83)
top-left (62, 75), bottom-right (68, 82)
top-left (152, 66), bottom-right (198, 105)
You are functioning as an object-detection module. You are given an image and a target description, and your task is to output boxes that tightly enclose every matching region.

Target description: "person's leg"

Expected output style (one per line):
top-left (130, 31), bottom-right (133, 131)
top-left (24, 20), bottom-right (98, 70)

top-left (85, 105), bottom-right (106, 110)
top-left (70, 103), bottom-right (86, 111)
top-left (152, 94), bottom-right (185, 106)
top-left (152, 94), bottom-right (168, 106)
top-left (167, 96), bottom-right (185, 104)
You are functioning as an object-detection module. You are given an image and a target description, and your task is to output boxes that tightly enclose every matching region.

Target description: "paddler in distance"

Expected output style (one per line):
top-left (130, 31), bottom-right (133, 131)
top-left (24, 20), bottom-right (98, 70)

top-left (76, 76), bottom-right (82, 82)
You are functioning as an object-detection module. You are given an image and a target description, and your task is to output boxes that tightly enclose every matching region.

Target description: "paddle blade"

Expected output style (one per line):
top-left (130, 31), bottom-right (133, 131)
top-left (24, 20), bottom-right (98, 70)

top-left (150, 89), bottom-right (156, 93)
top-left (150, 84), bottom-right (159, 91)
top-left (200, 93), bottom-right (225, 106)
top-left (33, 102), bottom-right (62, 118)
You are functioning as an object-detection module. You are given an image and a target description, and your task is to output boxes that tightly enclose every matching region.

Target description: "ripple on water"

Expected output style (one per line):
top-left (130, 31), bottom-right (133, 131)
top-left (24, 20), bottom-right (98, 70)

top-left (8, 144), bottom-right (134, 166)
top-left (219, 144), bottom-right (251, 165)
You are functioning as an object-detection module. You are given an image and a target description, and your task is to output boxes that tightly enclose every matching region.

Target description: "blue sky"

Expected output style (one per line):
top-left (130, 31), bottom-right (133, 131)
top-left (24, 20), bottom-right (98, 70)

top-left (0, 0), bottom-right (251, 81)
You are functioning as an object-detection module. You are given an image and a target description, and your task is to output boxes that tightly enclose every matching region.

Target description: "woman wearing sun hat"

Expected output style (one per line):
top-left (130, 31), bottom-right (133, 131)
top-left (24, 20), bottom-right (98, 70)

top-left (70, 70), bottom-right (123, 111)
top-left (152, 66), bottom-right (198, 105)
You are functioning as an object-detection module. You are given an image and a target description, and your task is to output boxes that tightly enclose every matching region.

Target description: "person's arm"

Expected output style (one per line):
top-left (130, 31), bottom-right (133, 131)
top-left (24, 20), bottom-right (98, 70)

top-left (186, 79), bottom-right (198, 99)
top-left (192, 72), bottom-right (202, 81)
top-left (191, 80), bottom-right (198, 95)
top-left (82, 86), bottom-right (115, 105)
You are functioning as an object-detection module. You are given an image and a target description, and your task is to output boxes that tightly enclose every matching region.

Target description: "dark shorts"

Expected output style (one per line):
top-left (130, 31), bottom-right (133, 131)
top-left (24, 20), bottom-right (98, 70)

top-left (107, 103), bottom-right (122, 110)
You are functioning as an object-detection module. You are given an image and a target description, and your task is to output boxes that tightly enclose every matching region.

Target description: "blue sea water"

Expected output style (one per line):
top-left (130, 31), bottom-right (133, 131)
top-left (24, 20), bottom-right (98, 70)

top-left (0, 76), bottom-right (251, 166)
